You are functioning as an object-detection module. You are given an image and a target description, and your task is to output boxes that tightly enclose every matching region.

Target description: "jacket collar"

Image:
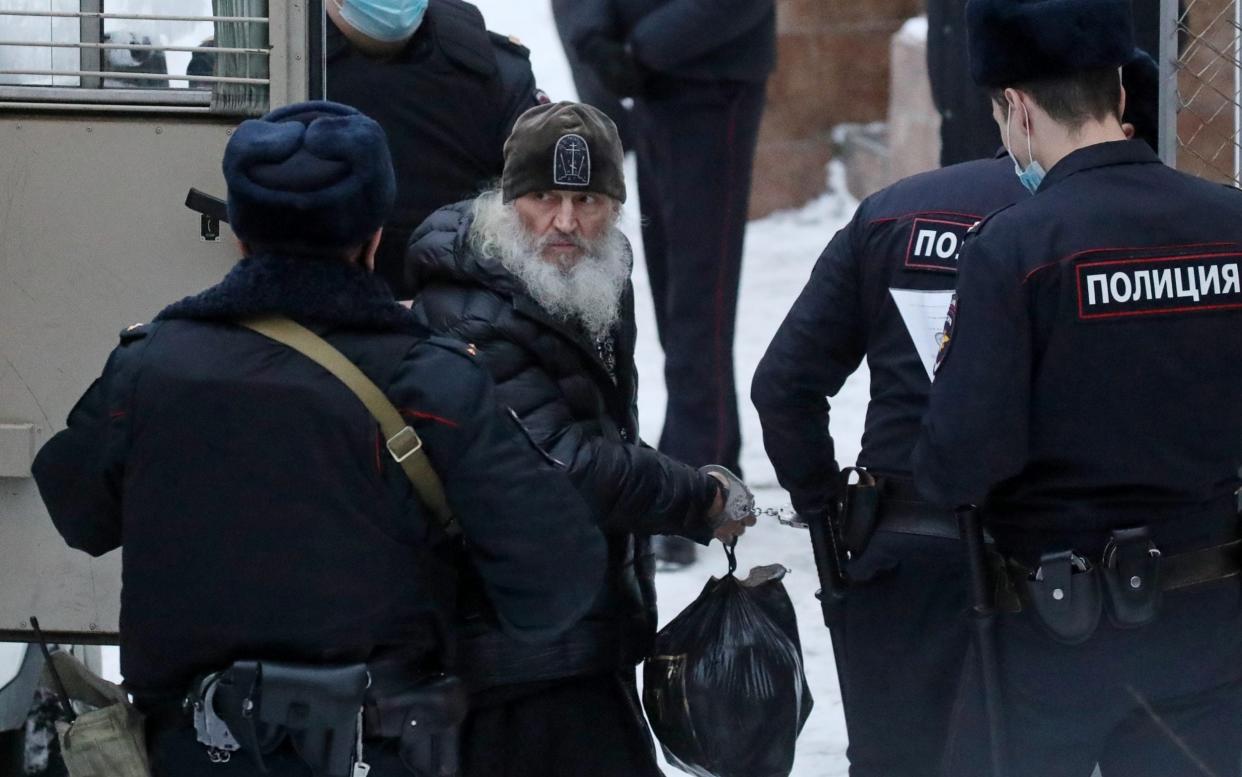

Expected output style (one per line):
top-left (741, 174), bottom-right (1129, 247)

top-left (156, 252), bottom-right (423, 333)
top-left (1039, 139), bottom-right (1161, 192)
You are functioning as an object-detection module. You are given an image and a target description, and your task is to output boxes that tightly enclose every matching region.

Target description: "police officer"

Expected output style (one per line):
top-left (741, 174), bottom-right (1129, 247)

top-left (914, 0), bottom-right (1242, 774)
top-left (566, 0), bottom-right (775, 567)
top-left (751, 137), bottom-right (1027, 777)
top-left (927, 0), bottom-right (1002, 166)
top-left (31, 101), bottom-right (607, 777)
top-left (326, 0), bottom-right (544, 298)
top-left (927, 0), bottom-right (1168, 166)
top-left (551, 0), bottom-right (635, 150)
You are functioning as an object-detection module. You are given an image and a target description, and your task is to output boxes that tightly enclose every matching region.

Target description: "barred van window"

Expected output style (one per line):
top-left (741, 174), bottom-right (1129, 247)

top-left (0, 0), bottom-right (274, 114)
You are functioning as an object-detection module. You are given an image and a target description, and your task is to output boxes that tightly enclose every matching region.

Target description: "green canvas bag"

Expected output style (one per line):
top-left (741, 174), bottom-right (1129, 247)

top-left (43, 651), bottom-right (150, 777)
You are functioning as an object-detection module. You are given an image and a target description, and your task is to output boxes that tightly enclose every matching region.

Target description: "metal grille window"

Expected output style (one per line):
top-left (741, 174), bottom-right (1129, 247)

top-left (0, 0), bottom-right (272, 114)
top-left (1160, 0), bottom-right (1242, 186)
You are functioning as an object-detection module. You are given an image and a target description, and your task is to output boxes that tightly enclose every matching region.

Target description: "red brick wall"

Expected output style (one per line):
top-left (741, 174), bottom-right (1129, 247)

top-left (751, 0), bottom-right (924, 217)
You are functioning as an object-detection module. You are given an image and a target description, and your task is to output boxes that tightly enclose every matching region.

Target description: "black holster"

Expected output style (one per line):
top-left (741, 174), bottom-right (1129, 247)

top-left (837, 468), bottom-right (880, 557)
top-left (1015, 550), bottom-right (1103, 645)
top-left (213, 660), bottom-right (369, 777)
top-left (206, 659), bottom-right (467, 777)
top-left (1101, 526), bottom-right (1163, 628)
top-left (364, 672), bottom-right (468, 777)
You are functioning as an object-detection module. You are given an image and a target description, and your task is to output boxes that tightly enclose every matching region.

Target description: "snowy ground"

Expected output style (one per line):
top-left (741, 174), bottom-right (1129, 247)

top-left (473, 3), bottom-right (870, 774)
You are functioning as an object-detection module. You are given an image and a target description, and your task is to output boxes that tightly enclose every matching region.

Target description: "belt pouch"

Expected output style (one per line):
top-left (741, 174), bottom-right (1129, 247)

top-left (1019, 550), bottom-right (1103, 645)
top-left (396, 675), bottom-right (469, 777)
top-left (45, 652), bottom-right (150, 777)
top-left (1102, 527), bottom-right (1163, 628)
top-left (838, 469), bottom-right (880, 557)
top-left (256, 662), bottom-right (369, 777)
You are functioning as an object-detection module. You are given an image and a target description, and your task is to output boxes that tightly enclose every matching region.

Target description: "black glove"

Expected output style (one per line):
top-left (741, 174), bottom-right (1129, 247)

top-left (578, 35), bottom-right (646, 98)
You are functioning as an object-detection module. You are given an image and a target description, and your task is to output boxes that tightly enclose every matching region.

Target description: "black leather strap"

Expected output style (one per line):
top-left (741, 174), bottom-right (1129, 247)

top-left (1162, 539), bottom-right (1242, 590)
top-left (1001, 538), bottom-right (1242, 610)
top-left (873, 475), bottom-right (959, 540)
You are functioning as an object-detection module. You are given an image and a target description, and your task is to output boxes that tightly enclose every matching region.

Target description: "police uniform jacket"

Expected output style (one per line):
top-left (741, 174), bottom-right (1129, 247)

top-left (406, 202), bottom-right (721, 686)
top-left (752, 153), bottom-right (1027, 517)
top-left (568, 0), bottom-right (775, 85)
top-left (31, 253), bottom-right (606, 702)
top-left (915, 140), bottom-right (1242, 560)
top-left (327, 0), bottom-right (541, 298)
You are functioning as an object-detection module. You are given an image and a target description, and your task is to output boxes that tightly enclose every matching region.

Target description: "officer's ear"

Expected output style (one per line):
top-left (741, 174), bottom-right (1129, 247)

top-left (1002, 88), bottom-right (1028, 137)
top-left (237, 238), bottom-right (252, 258)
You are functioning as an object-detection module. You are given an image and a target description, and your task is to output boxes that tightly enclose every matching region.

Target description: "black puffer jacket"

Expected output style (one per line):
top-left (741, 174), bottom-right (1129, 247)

top-left (407, 202), bottom-right (719, 687)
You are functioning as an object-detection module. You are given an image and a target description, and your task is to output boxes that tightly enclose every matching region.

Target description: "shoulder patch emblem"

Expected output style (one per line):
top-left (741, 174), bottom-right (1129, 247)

top-left (553, 133), bottom-right (591, 187)
top-left (905, 215), bottom-right (977, 273)
top-left (933, 293), bottom-right (958, 376)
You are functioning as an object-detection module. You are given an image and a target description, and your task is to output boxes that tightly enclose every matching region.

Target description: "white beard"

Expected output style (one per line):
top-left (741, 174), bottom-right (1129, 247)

top-left (469, 190), bottom-right (630, 340)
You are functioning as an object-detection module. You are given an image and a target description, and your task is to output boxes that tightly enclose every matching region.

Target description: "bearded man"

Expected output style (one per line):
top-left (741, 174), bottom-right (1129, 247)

top-left (406, 101), bottom-right (755, 776)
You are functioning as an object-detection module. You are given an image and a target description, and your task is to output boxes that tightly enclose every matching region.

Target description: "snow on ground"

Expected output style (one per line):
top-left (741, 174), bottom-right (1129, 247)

top-left (473, 3), bottom-right (870, 774)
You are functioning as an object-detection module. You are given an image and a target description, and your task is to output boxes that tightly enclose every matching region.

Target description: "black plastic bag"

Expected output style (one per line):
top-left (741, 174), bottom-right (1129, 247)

top-left (643, 543), bottom-right (813, 777)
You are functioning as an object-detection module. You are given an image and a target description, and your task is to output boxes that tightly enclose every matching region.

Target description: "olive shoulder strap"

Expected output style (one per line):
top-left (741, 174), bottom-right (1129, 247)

top-left (238, 314), bottom-right (458, 535)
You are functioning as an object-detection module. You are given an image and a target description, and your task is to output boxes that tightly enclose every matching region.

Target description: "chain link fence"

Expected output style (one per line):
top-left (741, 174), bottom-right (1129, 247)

top-left (1161, 0), bottom-right (1242, 185)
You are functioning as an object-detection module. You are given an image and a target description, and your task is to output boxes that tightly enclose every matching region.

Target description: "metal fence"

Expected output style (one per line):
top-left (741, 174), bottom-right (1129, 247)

top-left (1160, 0), bottom-right (1242, 185)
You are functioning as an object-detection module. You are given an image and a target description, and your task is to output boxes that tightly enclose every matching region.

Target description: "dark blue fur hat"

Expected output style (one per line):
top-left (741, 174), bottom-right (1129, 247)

top-left (967, 0), bottom-right (1136, 87)
top-left (224, 100), bottom-right (396, 249)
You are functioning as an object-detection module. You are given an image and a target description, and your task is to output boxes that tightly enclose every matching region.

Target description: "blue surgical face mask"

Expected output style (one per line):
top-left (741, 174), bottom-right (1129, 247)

top-left (1006, 101), bottom-right (1046, 195)
top-left (334, 0), bottom-right (428, 43)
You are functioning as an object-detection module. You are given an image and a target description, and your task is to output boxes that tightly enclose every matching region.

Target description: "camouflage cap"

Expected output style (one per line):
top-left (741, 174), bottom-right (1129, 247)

top-left (501, 101), bottom-right (627, 204)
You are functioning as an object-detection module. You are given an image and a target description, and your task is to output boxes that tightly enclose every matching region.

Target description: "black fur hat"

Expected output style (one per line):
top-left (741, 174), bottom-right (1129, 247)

top-left (224, 100), bottom-right (396, 249)
top-left (967, 0), bottom-right (1136, 87)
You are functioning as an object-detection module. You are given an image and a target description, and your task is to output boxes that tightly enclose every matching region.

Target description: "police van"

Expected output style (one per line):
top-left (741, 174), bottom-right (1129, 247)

top-left (0, 1), bottom-right (319, 767)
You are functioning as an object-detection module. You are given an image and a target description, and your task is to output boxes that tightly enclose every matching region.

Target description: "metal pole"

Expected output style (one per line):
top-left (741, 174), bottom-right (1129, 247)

top-left (79, 0), bottom-right (101, 90)
top-left (1234, 0), bottom-right (1240, 184)
top-left (958, 506), bottom-right (1008, 777)
top-left (1159, 0), bottom-right (1181, 166)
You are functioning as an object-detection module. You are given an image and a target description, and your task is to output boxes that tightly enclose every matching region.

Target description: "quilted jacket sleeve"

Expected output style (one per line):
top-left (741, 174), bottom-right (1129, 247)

top-left (412, 287), bottom-right (718, 545)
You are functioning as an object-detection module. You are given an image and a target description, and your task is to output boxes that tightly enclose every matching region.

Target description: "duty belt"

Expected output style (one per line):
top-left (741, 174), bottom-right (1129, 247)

top-left (990, 526), bottom-right (1242, 645)
top-left (186, 657), bottom-right (467, 777)
top-left (874, 476), bottom-right (959, 541)
top-left (1000, 537), bottom-right (1242, 603)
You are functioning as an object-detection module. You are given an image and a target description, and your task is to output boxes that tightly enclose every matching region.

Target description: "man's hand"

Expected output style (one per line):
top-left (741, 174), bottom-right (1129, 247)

top-left (578, 35), bottom-right (646, 98)
top-left (702, 465), bottom-right (757, 542)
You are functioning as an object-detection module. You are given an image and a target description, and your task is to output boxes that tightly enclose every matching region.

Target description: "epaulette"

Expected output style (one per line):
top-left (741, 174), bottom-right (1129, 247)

top-left (967, 202), bottom-right (1019, 236)
top-left (489, 31), bottom-right (530, 59)
top-left (428, 0), bottom-right (497, 78)
top-left (118, 322), bottom-right (151, 343)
